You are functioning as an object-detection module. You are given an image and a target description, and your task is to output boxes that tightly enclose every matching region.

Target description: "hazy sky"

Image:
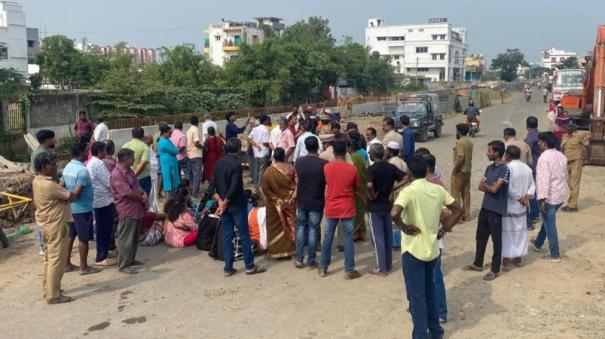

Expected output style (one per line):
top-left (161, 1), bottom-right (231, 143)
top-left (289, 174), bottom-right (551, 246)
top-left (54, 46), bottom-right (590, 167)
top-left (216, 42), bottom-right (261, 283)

top-left (18, 0), bottom-right (605, 64)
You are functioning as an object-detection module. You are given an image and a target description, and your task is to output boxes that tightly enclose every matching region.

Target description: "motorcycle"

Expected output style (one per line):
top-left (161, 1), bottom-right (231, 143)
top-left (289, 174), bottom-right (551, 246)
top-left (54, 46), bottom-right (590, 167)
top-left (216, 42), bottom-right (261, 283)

top-left (469, 121), bottom-right (479, 137)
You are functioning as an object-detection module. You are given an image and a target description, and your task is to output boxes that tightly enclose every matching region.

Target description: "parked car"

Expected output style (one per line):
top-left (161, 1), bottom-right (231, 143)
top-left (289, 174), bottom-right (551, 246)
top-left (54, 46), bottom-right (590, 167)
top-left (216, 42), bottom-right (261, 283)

top-left (391, 93), bottom-right (443, 142)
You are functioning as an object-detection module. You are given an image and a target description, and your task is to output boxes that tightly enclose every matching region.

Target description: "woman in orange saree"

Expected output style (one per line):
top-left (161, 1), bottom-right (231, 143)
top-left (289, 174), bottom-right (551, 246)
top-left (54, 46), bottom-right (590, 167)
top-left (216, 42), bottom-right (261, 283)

top-left (261, 147), bottom-right (296, 259)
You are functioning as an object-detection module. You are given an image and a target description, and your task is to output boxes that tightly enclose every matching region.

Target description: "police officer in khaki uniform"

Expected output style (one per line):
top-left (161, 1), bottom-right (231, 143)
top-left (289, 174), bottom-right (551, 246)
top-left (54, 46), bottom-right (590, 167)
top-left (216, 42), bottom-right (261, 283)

top-left (561, 121), bottom-right (589, 212)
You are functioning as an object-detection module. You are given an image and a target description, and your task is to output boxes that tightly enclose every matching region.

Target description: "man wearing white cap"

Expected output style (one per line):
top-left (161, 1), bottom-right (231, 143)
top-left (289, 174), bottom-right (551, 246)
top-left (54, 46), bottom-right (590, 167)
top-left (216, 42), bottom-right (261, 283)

top-left (386, 141), bottom-right (407, 173)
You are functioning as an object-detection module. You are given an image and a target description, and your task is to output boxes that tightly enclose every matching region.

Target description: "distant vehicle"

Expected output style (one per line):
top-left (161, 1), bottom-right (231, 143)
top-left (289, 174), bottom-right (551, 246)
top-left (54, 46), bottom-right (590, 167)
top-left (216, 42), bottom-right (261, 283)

top-left (391, 93), bottom-right (442, 142)
top-left (469, 121), bottom-right (479, 137)
top-left (552, 69), bottom-right (585, 103)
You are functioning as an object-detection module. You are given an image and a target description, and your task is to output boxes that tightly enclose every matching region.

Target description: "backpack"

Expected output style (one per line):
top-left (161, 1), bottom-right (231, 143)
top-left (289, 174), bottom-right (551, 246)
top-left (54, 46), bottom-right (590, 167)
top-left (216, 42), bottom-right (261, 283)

top-left (196, 214), bottom-right (220, 251)
top-left (209, 218), bottom-right (243, 262)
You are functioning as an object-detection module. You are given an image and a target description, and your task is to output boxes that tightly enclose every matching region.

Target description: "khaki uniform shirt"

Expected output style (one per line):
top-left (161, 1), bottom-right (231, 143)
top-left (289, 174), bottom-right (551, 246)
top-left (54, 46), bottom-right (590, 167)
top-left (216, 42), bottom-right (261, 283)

top-left (319, 146), bottom-right (353, 164)
top-left (454, 137), bottom-right (473, 173)
top-left (32, 175), bottom-right (73, 231)
top-left (382, 130), bottom-right (404, 152)
top-left (562, 133), bottom-right (588, 162)
top-left (505, 137), bottom-right (533, 166)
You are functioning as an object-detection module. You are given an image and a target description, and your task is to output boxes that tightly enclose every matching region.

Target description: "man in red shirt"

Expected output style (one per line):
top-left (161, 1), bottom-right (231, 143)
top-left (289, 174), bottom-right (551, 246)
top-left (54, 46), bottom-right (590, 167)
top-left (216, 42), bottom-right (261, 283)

top-left (74, 111), bottom-right (94, 139)
top-left (319, 140), bottom-right (362, 279)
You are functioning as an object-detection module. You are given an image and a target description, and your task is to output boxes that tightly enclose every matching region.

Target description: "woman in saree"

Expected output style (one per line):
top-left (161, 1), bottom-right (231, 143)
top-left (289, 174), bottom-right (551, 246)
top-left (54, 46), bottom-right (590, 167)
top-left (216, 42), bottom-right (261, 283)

top-left (157, 124), bottom-right (181, 199)
top-left (261, 147), bottom-right (296, 259)
top-left (203, 126), bottom-right (224, 183)
top-left (348, 134), bottom-right (367, 241)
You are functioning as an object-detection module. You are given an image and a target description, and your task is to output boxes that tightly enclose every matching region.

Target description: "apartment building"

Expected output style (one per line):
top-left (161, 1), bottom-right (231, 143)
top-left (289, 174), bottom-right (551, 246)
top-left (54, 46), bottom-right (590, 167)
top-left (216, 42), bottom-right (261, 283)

top-left (541, 48), bottom-right (577, 69)
top-left (0, 1), bottom-right (27, 74)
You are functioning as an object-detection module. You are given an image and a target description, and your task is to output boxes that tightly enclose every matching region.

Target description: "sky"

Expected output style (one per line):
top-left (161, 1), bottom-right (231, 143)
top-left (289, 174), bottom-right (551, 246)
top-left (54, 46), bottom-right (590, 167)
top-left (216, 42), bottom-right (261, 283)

top-left (17, 0), bottom-right (605, 64)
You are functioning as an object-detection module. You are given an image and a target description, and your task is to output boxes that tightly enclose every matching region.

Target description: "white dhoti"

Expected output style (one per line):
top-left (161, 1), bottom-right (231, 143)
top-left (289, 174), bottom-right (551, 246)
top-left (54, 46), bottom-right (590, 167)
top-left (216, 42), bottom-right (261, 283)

top-left (502, 211), bottom-right (528, 258)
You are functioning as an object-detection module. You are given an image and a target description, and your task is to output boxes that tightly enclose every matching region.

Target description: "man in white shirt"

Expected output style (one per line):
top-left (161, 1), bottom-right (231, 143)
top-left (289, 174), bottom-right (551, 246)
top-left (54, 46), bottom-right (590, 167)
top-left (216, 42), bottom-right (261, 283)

top-left (201, 112), bottom-right (218, 142)
top-left (248, 115), bottom-right (271, 188)
top-left (186, 115), bottom-right (204, 196)
top-left (93, 117), bottom-right (109, 142)
top-left (293, 119), bottom-right (322, 162)
top-left (365, 127), bottom-right (381, 165)
top-left (86, 142), bottom-right (116, 266)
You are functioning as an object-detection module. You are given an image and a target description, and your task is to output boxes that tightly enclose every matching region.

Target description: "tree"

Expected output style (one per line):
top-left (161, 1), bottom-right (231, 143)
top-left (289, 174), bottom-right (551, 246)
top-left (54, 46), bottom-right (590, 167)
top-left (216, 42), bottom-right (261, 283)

top-left (36, 35), bottom-right (81, 87)
top-left (490, 48), bottom-right (528, 82)
top-left (0, 67), bottom-right (24, 101)
top-left (147, 44), bottom-right (221, 88)
top-left (558, 56), bottom-right (580, 69)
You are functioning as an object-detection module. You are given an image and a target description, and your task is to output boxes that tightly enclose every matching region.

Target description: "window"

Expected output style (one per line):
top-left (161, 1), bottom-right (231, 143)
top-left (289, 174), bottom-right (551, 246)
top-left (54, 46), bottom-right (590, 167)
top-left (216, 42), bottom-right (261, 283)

top-left (27, 40), bottom-right (35, 48)
top-left (388, 36), bottom-right (405, 41)
top-left (407, 68), bottom-right (413, 72)
top-left (440, 34), bottom-right (447, 40)
top-left (214, 35), bottom-right (221, 41)
top-left (419, 28), bottom-right (424, 32)
top-left (432, 54), bottom-right (438, 60)
top-left (560, 57), bottom-right (566, 62)
top-left (417, 68), bottom-right (429, 72)
top-left (408, 29), bottom-right (414, 33)
top-left (551, 57), bottom-right (556, 62)
top-left (394, 55), bottom-right (400, 60)
top-left (0, 47), bottom-right (7, 59)
top-left (416, 47), bottom-right (428, 53)
top-left (377, 36), bottom-right (387, 41)
top-left (440, 53), bottom-right (445, 60)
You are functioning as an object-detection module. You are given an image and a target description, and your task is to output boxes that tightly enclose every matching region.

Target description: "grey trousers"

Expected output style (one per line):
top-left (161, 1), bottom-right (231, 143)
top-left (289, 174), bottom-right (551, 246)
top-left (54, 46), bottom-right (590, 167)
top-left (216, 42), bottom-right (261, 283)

top-left (254, 156), bottom-right (270, 188)
top-left (190, 157), bottom-right (203, 196)
top-left (117, 218), bottom-right (140, 270)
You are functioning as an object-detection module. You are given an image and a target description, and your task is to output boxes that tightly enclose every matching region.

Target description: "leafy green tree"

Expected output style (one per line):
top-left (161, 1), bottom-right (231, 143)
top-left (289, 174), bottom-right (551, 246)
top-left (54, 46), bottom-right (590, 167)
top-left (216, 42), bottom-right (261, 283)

top-left (558, 56), bottom-right (580, 70)
top-left (490, 48), bottom-right (528, 82)
top-left (0, 67), bottom-right (24, 101)
top-left (36, 35), bottom-right (81, 87)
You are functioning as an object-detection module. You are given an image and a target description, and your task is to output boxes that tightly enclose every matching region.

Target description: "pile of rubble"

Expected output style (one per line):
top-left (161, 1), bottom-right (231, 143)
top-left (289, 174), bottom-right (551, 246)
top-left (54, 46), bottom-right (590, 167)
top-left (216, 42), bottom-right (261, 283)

top-left (0, 156), bottom-right (34, 227)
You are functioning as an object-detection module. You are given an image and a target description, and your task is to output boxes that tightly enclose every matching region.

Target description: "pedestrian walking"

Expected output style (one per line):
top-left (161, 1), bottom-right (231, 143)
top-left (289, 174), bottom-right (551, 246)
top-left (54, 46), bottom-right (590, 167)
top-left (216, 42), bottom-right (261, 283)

top-left (501, 145), bottom-right (535, 271)
top-left (391, 155), bottom-right (463, 339)
top-left (110, 148), bottom-right (148, 274)
top-left (209, 137), bottom-right (266, 276)
top-left (319, 140), bottom-right (362, 280)
top-left (32, 152), bottom-right (77, 304)
top-left (561, 122), bottom-right (588, 212)
top-left (62, 143), bottom-right (100, 276)
top-left (451, 123), bottom-right (473, 222)
top-left (532, 132), bottom-right (568, 262)
top-left (463, 140), bottom-right (509, 281)
top-left (367, 143), bottom-right (405, 276)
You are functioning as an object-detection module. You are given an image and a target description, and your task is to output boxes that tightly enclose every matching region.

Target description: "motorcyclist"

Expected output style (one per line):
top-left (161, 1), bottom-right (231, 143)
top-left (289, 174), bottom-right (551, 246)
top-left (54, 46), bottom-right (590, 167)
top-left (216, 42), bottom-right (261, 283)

top-left (464, 100), bottom-right (480, 126)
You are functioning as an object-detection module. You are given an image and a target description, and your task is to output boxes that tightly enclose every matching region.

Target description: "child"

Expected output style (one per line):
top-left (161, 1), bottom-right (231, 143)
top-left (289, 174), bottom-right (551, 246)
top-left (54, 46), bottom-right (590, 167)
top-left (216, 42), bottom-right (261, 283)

top-left (163, 188), bottom-right (198, 248)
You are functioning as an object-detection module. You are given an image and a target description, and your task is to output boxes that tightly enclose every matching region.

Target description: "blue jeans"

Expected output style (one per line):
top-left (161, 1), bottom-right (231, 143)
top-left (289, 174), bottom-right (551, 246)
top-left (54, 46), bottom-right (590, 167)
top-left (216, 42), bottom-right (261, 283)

top-left (295, 209), bottom-right (322, 266)
top-left (221, 208), bottom-right (255, 273)
top-left (433, 252), bottom-right (447, 320)
top-left (402, 252), bottom-right (444, 339)
top-left (369, 212), bottom-right (393, 272)
top-left (178, 158), bottom-right (192, 184)
top-left (527, 195), bottom-right (539, 225)
top-left (138, 176), bottom-right (152, 196)
top-left (94, 204), bottom-right (116, 262)
top-left (534, 203), bottom-right (561, 258)
top-left (320, 217), bottom-right (355, 272)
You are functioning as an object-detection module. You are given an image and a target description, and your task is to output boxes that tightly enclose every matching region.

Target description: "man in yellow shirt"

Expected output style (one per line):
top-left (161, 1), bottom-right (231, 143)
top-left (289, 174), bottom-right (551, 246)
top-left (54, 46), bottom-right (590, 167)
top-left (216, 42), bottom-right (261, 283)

top-left (391, 155), bottom-right (463, 339)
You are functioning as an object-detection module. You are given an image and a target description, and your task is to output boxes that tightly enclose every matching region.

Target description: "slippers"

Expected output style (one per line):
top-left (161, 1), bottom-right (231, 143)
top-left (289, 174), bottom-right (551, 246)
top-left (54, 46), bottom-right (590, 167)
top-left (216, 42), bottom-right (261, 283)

top-left (79, 267), bottom-right (101, 276)
top-left (47, 295), bottom-right (75, 304)
top-left (462, 264), bottom-right (483, 272)
top-left (131, 260), bottom-right (145, 266)
top-left (245, 265), bottom-right (266, 275)
top-left (65, 264), bottom-right (80, 273)
top-left (224, 269), bottom-right (237, 277)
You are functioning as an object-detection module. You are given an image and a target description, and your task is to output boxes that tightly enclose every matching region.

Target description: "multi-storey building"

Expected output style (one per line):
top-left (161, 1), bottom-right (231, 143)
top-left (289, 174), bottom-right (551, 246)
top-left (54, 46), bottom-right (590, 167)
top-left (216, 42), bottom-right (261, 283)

top-left (465, 54), bottom-right (485, 82)
top-left (204, 17), bottom-right (284, 67)
top-left (75, 40), bottom-right (157, 67)
top-left (541, 48), bottom-right (576, 69)
top-left (0, 1), bottom-right (27, 74)
top-left (365, 17), bottom-right (468, 82)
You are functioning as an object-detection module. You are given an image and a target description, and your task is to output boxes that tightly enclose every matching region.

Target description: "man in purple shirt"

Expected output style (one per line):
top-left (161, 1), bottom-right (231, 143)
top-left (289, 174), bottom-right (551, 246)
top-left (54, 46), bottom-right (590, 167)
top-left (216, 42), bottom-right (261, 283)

top-left (110, 148), bottom-right (148, 274)
top-left (524, 116), bottom-right (541, 228)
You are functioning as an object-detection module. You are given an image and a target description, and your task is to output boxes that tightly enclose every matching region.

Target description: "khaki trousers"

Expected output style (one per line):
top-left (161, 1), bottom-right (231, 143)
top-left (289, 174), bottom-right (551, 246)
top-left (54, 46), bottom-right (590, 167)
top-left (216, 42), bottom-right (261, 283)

top-left (451, 172), bottom-right (471, 218)
top-left (567, 159), bottom-right (583, 208)
top-left (41, 223), bottom-right (69, 301)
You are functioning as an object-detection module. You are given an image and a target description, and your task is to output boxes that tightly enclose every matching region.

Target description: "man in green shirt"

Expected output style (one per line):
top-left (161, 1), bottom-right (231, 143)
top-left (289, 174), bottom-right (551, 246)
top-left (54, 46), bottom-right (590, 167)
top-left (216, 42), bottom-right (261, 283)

top-left (122, 127), bottom-right (151, 195)
top-left (391, 155), bottom-right (463, 339)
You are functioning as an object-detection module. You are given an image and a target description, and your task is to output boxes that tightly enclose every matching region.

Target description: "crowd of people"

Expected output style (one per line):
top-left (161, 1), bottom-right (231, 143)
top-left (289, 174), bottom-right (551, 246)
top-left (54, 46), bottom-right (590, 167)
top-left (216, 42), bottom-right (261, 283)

top-left (30, 101), bottom-right (588, 338)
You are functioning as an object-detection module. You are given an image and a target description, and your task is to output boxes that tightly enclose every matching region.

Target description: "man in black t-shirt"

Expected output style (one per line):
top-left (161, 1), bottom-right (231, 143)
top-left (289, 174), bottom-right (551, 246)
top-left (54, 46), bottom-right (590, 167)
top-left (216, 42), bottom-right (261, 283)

top-left (463, 140), bottom-right (509, 281)
top-left (367, 143), bottom-right (405, 275)
top-left (293, 137), bottom-right (329, 268)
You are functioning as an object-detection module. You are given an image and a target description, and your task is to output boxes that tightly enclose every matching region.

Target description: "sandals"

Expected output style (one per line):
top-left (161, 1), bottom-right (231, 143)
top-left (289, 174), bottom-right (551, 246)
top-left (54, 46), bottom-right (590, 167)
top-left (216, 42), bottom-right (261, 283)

top-left (368, 268), bottom-right (387, 277)
top-left (65, 264), bottom-right (80, 273)
top-left (482, 271), bottom-right (499, 281)
top-left (79, 267), bottom-right (101, 276)
top-left (245, 265), bottom-right (266, 275)
top-left (224, 269), bottom-right (237, 277)
top-left (462, 264), bottom-right (483, 272)
top-left (131, 260), bottom-right (145, 266)
top-left (94, 259), bottom-right (116, 267)
top-left (119, 267), bottom-right (138, 275)
top-left (318, 267), bottom-right (328, 278)
top-left (47, 295), bottom-right (75, 304)
top-left (293, 259), bottom-right (305, 269)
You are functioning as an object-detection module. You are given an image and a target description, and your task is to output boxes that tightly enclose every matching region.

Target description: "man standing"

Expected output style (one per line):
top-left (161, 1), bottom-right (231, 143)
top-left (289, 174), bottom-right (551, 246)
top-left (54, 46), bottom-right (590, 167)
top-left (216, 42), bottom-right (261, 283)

top-left (533, 132), bottom-right (568, 262)
top-left (187, 116), bottom-right (204, 196)
top-left (463, 140), bottom-right (509, 281)
top-left (277, 116), bottom-right (296, 162)
top-left (62, 143), bottom-right (100, 275)
top-left (524, 116), bottom-right (542, 228)
top-left (110, 149), bottom-right (148, 274)
top-left (293, 119), bottom-right (322, 162)
top-left (123, 127), bottom-right (151, 196)
top-left (561, 122), bottom-right (588, 212)
top-left (209, 138), bottom-right (266, 276)
top-left (502, 145), bottom-right (535, 270)
top-left (171, 121), bottom-right (191, 184)
top-left (319, 140), bottom-right (361, 280)
top-left (33, 152), bottom-right (78, 304)
top-left (93, 117), bottom-right (109, 142)
top-left (247, 115), bottom-right (271, 188)
top-left (269, 116), bottom-right (283, 151)
top-left (503, 128), bottom-right (533, 166)
top-left (74, 111), bottom-right (93, 139)
top-left (86, 142), bottom-right (117, 266)
top-left (382, 117), bottom-right (403, 152)
top-left (31, 129), bottom-right (56, 255)
top-left (451, 123), bottom-right (473, 222)
top-left (293, 137), bottom-right (328, 268)
top-left (365, 127), bottom-right (381, 166)
top-left (399, 115), bottom-right (415, 161)
top-left (391, 155), bottom-right (463, 339)
top-left (201, 112), bottom-right (218, 141)
top-left (225, 111), bottom-right (252, 140)
top-left (367, 143), bottom-right (405, 276)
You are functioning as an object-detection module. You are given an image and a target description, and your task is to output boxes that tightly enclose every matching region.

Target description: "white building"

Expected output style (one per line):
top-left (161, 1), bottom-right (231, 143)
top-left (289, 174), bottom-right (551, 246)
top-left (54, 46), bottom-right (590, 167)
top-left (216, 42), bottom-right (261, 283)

top-left (365, 17), bottom-right (468, 82)
top-left (204, 17), bottom-right (284, 67)
top-left (541, 48), bottom-right (576, 69)
top-left (0, 1), bottom-right (27, 74)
